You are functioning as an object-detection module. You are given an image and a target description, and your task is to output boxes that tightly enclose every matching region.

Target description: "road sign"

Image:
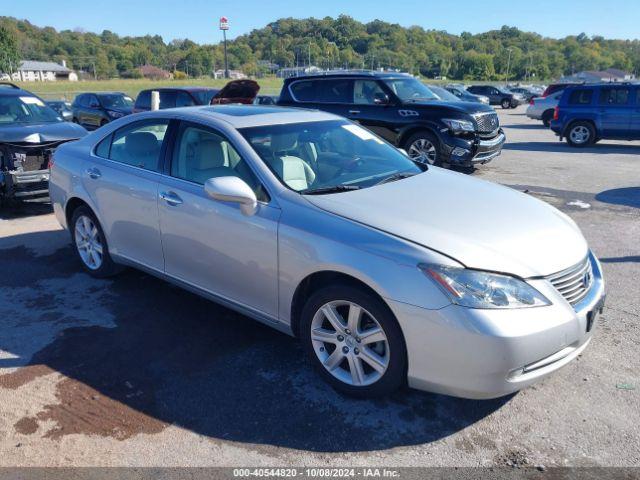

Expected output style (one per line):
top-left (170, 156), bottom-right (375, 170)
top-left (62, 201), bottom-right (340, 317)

top-left (219, 17), bottom-right (229, 31)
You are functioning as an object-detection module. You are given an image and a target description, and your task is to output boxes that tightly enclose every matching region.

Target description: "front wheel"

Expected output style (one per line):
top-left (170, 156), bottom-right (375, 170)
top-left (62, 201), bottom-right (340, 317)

top-left (566, 121), bottom-right (595, 147)
top-left (501, 98), bottom-right (511, 109)
top-left (301, 285), bottom-right (407, 397)
top-left (405, 131), bottom-right (442, 167)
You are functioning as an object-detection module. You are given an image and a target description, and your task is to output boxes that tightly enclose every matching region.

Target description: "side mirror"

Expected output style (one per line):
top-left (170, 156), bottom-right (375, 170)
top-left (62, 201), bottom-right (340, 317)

top-left (204, 176), bottom-right (258, 216)
top-left (374, 93), bottom-right (391, 105)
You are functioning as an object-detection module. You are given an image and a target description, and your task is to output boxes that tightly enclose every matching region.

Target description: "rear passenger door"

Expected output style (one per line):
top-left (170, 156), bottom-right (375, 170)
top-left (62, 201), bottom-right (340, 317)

top-left (85, 119), bottom-right (171, 271)
top-left (597, 86), bottom-right (632, 137)
top-left (632, 88), bottom-right (640, 139)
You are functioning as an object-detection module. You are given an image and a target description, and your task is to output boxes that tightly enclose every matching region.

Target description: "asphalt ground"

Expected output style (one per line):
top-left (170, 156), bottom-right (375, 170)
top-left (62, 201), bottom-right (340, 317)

top-left (0, 106), bottom-right (638, 468)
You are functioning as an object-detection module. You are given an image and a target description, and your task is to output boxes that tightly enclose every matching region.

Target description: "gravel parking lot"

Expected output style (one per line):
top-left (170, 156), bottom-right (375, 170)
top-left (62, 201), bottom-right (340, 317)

top-left (0, 106), bottom-right (638, 468)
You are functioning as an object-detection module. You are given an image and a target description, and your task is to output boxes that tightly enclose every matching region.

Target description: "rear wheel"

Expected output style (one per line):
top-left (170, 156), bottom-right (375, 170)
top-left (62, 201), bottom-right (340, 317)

top-left (501, 98), bottom-right (511, 109)
top-left (542, 110), bottom-right (554, 127)
top-left (566, 121), bottom-right (595, 147)
top-left (405, 131), bottom-right (442, 167)
top-left (301, 285), bottom-right (407, 397)
top-left (71, 206), bottom-right (122, 278)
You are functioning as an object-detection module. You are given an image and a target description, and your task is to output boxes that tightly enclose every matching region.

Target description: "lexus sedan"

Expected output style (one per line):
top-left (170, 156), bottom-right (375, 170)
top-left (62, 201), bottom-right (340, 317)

top-left (49, 106), bottom-right (605, 399)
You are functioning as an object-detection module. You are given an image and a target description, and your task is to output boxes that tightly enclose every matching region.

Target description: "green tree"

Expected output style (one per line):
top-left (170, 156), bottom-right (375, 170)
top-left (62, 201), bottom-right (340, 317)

top-left (0, 25), bottom-right (20, 73)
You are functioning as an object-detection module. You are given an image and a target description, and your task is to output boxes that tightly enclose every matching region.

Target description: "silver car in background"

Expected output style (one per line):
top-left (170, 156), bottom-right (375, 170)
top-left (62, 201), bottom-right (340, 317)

top-left (526, 90), bottom-right (564, 127)
top-left (49, 106), bottom-right (605, 399)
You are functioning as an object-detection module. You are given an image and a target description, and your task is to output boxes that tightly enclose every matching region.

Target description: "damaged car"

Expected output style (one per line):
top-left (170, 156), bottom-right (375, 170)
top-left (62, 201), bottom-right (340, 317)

top-left (0, 83), bottom-right (87, 205)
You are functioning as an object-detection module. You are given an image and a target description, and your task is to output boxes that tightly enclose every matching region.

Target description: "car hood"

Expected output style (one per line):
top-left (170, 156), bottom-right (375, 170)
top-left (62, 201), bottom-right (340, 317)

top-left (405, 99), bottom-right (495, 115)
top-left (0, 121), bottom-right (87, 143)
top-left (304, 168), bottom-right (588, 278)
top-left (211, 79), bottom-right (260, 105)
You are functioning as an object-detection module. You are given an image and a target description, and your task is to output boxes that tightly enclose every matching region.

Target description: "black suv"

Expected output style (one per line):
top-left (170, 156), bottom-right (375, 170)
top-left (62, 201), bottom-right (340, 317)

top-left (277, 72), bottom-right (505, 167)
top-left (71, 92), bottom-right (134, 129)
top-left (467, 85), bottom-right (522, 109)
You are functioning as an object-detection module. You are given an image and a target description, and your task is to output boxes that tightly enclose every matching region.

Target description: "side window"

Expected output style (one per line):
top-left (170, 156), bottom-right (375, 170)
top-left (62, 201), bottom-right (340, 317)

top-left (95, 134), bottom-right (112, 158)
top-left (73, 94), bottom-right (84, 107)
top-left (171, 124), bottom-right (269, 202)
top-left (135, 91), bottom-right (151, 109)
top-left (320, 79), bottom-right (352, 103)
top-left (159, 91), bottom-right (177, 109)
top-left (88, 95), bottom-right (99, 108)
top-left (176, 91), bottom-right (196, 107)
top-left (491, 88), bottom-right (500, 95)
top-left (108, 121), bottom-right (169, 171)
top-left (568, 89), bottom-right (593, 105)
top-left (599, 88), bottom-right (630, 105)
top-left (290, 80), bottom-right (319, 102)
top-left (353, 80), bottom-right (387, 105)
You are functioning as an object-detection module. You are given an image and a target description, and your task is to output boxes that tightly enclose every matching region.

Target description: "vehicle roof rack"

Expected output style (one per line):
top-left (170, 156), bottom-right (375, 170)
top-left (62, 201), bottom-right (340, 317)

top-left (0, 82), bottom-right (21, 89)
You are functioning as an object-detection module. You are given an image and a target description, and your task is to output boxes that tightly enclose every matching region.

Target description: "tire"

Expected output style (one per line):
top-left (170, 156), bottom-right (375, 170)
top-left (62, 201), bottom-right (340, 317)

top-left (72, 117), bottom-right (79, 124)
top-left (501, 98), bottom-right (511, 109)
top-left (542, 110), bottom-right (554, 127)
top-left (100, 119), bottom-right (108, 127)
top-left (300, 284), bottom-right (407, 398)
top-left (70, 206), bottom-right (122, 278)
top-left (566, 121), bottom-right (595, 148)
top-left (404, 131), bottom-right (442, 167)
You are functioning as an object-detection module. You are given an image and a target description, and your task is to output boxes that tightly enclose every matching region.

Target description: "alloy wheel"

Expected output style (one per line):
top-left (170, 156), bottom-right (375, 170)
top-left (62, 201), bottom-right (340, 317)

top-left (74, 215), bottom-right (104, 270)
top-left (310, 300), bottom-right (390, 387)
top-left (569, 125), bottom-right (590, 145)
top-left (408, 138), bottom-right (437, 165)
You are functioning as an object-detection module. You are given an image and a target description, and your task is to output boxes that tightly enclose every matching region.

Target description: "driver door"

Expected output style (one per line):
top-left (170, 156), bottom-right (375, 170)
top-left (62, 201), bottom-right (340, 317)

top-left (347, 79), bottom-right (399, 143)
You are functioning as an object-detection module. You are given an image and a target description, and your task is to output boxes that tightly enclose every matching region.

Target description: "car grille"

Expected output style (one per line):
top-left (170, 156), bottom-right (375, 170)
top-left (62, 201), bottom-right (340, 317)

top-left (546, 257), bottom-right (593, 306)
top-left (474, 112), bottom-right (500, 134)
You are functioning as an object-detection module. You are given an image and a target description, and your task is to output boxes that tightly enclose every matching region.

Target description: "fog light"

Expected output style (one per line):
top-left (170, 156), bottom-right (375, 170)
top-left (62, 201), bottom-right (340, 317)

top-left (451, 147), bottom-right (469, 156)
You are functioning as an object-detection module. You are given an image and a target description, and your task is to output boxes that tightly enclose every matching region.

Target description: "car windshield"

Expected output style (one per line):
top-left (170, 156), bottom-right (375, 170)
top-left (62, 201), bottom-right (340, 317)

top-left (382, 78), bottom-right (438, 102)
top-left (429, 86), bottom-right (460, 102)
top-left (99, 94), bottom-right (134, 109)
top-left (240, 120), bottom-right (423, 193)
top-left (0, 95), bottom-right (62, 124)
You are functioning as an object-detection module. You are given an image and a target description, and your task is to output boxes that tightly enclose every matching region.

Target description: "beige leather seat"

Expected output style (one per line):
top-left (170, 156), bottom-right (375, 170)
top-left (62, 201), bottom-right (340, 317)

top-left (269, 133), bottom-right (316, 190)
top-left (124, 132), bottom-right (160, 169)
top-left (186, 139), bottom-right (234, 184)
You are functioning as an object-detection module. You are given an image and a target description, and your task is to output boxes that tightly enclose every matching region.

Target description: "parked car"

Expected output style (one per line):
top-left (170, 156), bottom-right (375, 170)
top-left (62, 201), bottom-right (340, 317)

top-left (541, 82), bottom-right (582, 98)
top-left (526, 91), bottom-right (564, 127)
top-left (45, 100), bottom-right (73, 122)
top-left (467, 85), bottom-right (523, 109)
top-left (508, 87), bottom-right (538, 103)
top-left (49, 105), bottom-right (605, 399)
top-left (71, 92), bottom-right (134, 129)
top-left (551, 83), bottom-right (640, 147)
top-left (277, 72), bottom-right (505, 168)
top-left (0, 83), bottom-right (86, 205)
top-left (133, 80), bottom-right (259, 113)
top-left (254, 94), bottom-right (278, 105)
top-left (444, 85), bottom-right (490, 105)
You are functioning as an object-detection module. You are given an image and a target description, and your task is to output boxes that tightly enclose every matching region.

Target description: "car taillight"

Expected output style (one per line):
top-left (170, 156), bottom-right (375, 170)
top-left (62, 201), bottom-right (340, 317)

top-left (47, 153), bottom-right (55, 170)
top-left (553, 106), bottom-right (559, 121)
top-left (529, 99), bottom-right (535, 105)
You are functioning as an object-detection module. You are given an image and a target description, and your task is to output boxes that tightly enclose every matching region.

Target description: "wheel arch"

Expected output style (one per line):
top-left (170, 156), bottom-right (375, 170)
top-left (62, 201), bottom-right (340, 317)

top-left (397, 124), bottom-right (441, 149)
top-left (65, 197), bottom-right (94, 230)
top-left (289, 270), bottom-right (393, 339)
top-left (563, 118), bottom-right (597, 137)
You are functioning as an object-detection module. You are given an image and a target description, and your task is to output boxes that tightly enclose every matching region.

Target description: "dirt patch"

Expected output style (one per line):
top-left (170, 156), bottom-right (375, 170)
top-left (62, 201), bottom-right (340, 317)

top-left (14, 416), bottom-right (38, 435)
top-left (0, 364), bottom-right (55, 389)
top-left (33, 377), bottom-right (167, 440)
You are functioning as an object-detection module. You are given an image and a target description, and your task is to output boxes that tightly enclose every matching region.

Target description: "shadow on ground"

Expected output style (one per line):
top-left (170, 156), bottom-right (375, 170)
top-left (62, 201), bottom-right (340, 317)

top-left (503, 141), bottom-right (640, 155)
top-left (0, 201), bottom-right (52, 220)
top-left (595, 187), bottom-right (640, 209)
top-left (0, 229), bottom-right (511, 452)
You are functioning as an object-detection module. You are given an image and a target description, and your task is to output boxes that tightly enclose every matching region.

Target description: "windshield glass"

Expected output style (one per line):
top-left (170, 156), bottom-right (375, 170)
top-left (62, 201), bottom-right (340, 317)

top-left (429, 86), bottom-right (460, 102)
top-left (0, 95), bottom-right (62, 125)
top-left (240, 120), bottom-right (423, 193)
top-left (192, 90), bottom-right (220, 104)
top-left (382, 78), bottom-right (438, 102)
top-left (99, 94), bottom-right (134, 109)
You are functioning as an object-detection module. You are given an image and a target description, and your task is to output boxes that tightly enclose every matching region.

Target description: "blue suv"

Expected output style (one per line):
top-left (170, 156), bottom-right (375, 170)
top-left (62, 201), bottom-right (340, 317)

top-left (551, 83), bottom-right (640, 147)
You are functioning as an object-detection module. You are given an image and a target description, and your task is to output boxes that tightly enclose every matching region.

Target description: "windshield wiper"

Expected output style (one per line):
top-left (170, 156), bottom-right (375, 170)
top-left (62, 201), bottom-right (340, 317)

top-left (302, 185), bottom-right (361, 195)
top-left (374, 172), bottom-right (419, 186)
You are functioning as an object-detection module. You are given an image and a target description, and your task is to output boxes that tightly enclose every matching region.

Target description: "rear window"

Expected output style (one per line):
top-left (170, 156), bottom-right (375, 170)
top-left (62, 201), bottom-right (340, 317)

top-left (599, 88), bottom-right (630, 105)
top-left (568, 89), bottom-right (593, 105)
top-left (135, 91), bottom-right (151, 109)
top-left (289, 80), bottom-right (320, 102)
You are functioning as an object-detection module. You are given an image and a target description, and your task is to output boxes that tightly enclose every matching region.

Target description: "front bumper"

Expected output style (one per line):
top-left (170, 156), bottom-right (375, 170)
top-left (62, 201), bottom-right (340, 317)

top-left (389, 254), bottom-right (605, 399)
top-left (441, 130), bottom-right (506, 167)
top-left (1, 169), bottom-right (50, 200)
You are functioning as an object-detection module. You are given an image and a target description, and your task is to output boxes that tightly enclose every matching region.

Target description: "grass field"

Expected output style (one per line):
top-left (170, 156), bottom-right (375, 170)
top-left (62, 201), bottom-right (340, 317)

top-left (15, 77), bottom-right (285, 101)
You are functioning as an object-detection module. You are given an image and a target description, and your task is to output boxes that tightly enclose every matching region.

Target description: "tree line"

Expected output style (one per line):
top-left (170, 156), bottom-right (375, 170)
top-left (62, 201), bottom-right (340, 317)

top-left (1, 15), bottom-right (639, 81)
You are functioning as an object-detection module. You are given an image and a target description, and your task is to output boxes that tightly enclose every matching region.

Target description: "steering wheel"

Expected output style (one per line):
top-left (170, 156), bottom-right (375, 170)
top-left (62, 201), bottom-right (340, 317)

top-left (335, 157), bottom-right (363, 177)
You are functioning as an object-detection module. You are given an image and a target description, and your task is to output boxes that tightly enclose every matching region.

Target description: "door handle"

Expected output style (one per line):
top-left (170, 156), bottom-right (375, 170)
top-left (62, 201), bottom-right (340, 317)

top-left (86, 167), bottom-right (101, 179)
top-left (159, 191), bottom-right (183, 206)
top-left (348, 110), bottom-right (361, 115)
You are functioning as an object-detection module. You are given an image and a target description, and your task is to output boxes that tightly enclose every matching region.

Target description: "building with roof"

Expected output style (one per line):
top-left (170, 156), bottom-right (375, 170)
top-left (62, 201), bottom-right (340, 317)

top-left (138, 64), bottom-right (173, 80)
top-left (11, 60), bottom-right (77, 82)
top-left (561, 68), bottom-right (635, 83)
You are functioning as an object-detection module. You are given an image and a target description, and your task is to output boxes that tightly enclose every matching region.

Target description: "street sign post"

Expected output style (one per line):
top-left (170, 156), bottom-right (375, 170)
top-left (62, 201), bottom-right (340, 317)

top-left (219, 17), bottom-right (229, 79)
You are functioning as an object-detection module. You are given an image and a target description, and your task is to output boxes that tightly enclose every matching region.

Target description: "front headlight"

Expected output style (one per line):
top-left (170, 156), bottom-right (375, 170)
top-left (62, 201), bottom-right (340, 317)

top-left (108, 110), bottom-right (125, 118)
top-left (442, 118), bottom-right (475, 133)
top-left (419, 264), bottom-right (550, 309)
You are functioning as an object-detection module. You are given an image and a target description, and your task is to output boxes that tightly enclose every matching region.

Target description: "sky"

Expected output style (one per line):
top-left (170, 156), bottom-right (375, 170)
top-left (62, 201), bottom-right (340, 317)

top-left (3, 0), bottom-right (639, 44)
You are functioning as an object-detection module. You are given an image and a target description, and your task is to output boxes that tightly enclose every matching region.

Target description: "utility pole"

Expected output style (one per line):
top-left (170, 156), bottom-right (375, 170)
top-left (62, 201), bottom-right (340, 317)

top-left (505, 48), bottom-right (513, 86)
top-left (219, 17), bottom-right (230, 79)
top-left (308, 42), bottom-right (311, 68)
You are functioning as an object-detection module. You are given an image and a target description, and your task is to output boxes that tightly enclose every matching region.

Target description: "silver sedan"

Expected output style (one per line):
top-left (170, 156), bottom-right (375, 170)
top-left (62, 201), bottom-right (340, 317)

top-left (49, 106), bottom-right (605, 399)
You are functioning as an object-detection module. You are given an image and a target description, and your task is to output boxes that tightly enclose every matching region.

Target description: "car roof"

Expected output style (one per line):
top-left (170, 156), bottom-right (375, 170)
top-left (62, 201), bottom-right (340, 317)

top-left (0, 84), bottom-right (36, 97)
top-left (285, 70), bottom-right (413, 82)
top-left (133, 105), bottom-right (340, 128)
top-left (139, 86), bottom-right (220, 93)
